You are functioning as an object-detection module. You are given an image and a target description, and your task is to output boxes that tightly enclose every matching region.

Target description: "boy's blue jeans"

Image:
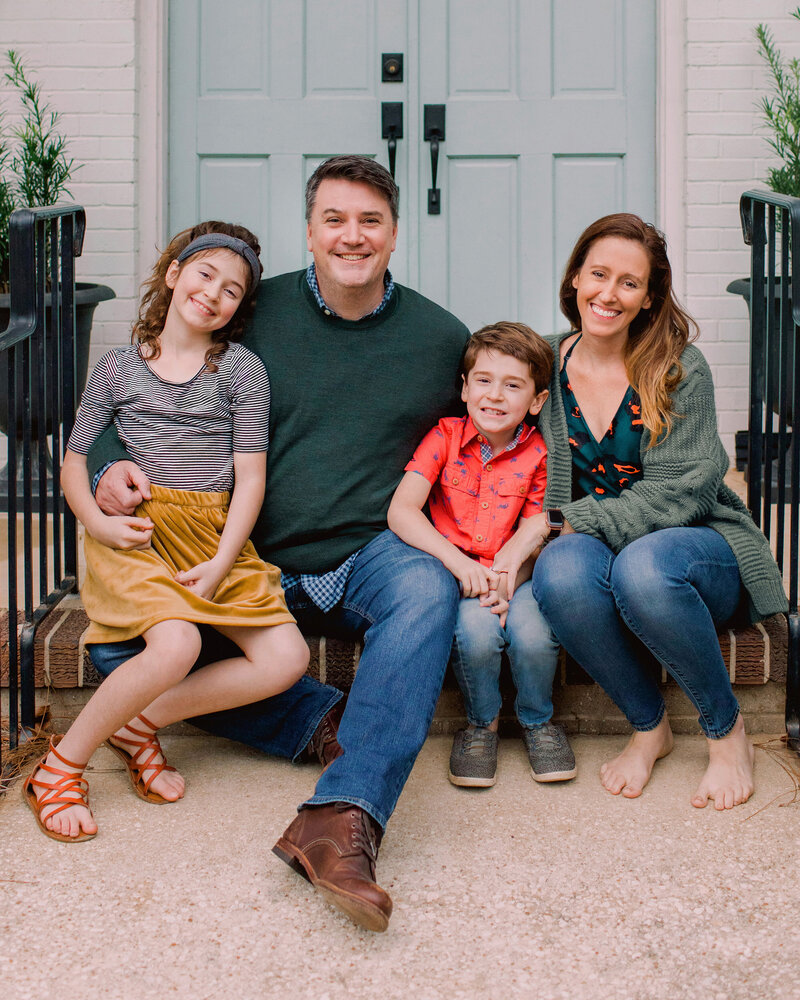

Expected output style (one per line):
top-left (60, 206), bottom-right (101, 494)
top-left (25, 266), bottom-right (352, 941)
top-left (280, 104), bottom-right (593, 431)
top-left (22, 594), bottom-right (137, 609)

top-left (530, 527), bottom-right (743, 739)
top-left (451, 585), bottom-right (560, 729)
top-left (88, 529), bottom-right (460, 831)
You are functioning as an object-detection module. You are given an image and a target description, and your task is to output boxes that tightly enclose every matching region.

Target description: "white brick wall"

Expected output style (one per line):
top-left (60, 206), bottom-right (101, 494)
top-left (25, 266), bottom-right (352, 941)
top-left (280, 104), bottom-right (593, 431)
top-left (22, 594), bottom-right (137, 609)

top-left (685, 0), bottom-right (800, 455)
top-left (0, 0), bottom-right (138, 368)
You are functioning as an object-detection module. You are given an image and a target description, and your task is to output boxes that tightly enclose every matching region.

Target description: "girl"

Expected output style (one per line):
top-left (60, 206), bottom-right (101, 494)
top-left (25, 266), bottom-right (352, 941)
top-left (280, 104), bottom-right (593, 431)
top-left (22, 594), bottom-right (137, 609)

top-left (493, 213), bottom-right (787, 810)
top-left (24, 221), bottom-right (310, 842)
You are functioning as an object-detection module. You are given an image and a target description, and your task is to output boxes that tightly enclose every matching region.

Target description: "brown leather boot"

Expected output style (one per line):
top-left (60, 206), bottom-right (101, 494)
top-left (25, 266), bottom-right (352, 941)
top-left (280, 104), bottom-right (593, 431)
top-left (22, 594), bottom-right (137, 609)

top-left (301, 700), bottom-right (344, 770)
top-left (273, 801), bottom-right (392, 932)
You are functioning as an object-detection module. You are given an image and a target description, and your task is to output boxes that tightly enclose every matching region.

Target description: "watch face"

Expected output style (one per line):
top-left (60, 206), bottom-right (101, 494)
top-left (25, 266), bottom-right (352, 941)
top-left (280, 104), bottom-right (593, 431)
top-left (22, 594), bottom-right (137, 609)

top-left (546, 509), bottom-right (564, 531)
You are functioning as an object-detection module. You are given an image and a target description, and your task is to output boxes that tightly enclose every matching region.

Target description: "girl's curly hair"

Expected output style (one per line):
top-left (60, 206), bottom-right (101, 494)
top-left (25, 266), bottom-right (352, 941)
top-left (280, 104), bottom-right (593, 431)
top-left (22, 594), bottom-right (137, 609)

top-left (132, 220), bottom-right (263, 370)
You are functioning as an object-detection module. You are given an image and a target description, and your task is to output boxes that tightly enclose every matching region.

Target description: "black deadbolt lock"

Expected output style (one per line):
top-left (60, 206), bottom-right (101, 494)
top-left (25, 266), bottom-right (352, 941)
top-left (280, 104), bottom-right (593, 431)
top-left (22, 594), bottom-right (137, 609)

top-left (382, 53), bottom-right (403, 82)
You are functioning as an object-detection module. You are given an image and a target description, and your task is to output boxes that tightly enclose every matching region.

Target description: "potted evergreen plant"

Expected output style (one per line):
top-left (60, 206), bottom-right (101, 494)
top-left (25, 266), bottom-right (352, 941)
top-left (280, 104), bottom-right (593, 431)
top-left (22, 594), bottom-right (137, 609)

top-left (0, 50), bottom-right (114, 484)
top-left (728, 8), bottom-right (800, 459)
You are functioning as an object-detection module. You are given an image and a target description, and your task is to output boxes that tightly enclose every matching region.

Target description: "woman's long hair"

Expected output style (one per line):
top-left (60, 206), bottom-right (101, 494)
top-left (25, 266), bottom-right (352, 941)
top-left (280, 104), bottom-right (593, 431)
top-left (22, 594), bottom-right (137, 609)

top-left (559, 213), bottom-right (697, 446)
top-left (132, 220), bottom-right (263, 371)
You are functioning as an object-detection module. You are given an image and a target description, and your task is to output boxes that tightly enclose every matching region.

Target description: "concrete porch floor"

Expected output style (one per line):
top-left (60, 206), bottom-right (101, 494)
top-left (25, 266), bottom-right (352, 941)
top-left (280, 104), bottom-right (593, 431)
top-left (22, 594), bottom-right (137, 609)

top-left (2, 730), bottom-right (800, 1000)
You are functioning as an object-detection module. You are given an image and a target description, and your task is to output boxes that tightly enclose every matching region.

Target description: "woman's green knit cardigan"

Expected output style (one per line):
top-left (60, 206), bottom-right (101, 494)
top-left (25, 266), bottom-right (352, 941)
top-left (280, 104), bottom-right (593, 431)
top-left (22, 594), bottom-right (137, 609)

top-left (539, 333), bottom-right (788, 624)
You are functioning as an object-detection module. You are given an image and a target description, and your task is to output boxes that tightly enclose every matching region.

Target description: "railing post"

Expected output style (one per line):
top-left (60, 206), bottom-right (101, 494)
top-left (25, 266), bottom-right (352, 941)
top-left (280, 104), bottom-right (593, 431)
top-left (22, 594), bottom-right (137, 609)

top-left (738, 189), bottom-right (800, 752)
top-left (1, 204), bottom-right (84, 756)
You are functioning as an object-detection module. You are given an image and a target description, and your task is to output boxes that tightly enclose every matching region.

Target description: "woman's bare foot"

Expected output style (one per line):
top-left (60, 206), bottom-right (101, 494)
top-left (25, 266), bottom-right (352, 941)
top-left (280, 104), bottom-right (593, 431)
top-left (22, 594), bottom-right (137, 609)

top-left (599, 716), bottom-right (674, 798)
top-left (691, 713), bottom-right (754, 811)
top-left (108, 721), bottom-right (185, 801)
top-left (32, 751), bottom-right (98, 839)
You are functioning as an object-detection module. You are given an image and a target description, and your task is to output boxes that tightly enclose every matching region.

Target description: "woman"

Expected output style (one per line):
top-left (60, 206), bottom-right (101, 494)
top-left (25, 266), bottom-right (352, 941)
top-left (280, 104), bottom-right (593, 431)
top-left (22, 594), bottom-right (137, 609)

top-left (494, 213), bottom-right (787, 810)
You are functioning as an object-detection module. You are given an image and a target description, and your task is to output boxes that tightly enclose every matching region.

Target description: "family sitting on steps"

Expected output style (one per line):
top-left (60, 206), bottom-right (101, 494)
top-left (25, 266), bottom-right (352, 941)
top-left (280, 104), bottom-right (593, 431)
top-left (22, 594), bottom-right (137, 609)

top-left (24, 156), bottom-right (788, 935)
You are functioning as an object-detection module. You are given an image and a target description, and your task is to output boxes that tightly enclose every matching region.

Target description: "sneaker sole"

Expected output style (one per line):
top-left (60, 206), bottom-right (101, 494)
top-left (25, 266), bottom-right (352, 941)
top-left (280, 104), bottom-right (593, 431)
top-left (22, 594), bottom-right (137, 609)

top-left (530, 767), bottom-right (577, 783)
top-left (448, 770), bottom-right (496, 787)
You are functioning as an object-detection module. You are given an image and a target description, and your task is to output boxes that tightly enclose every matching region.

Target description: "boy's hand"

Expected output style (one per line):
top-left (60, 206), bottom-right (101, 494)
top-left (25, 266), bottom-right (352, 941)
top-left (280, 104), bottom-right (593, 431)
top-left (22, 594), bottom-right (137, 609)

top-left (481, 574), bottom-right (509, 627)
top-left (175, 558), bottom-right (227, 601)
top-left (447, 552), bottom-right (498, 598)
top-left (88, 514), bottom-right (154, 551)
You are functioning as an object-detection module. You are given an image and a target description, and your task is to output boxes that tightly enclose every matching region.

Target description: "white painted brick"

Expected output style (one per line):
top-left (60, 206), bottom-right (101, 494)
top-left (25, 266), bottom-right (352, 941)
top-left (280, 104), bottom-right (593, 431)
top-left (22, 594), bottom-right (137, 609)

top-left (688, 67), bottom-right (756, 90)
top-left (687, 136), bottom-right (721, 158)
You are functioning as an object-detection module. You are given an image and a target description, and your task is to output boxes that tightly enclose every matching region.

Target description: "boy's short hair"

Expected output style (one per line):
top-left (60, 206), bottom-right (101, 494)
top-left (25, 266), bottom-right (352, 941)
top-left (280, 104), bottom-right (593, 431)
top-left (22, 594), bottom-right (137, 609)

top-left (463, 322), bottom-right (554, 393)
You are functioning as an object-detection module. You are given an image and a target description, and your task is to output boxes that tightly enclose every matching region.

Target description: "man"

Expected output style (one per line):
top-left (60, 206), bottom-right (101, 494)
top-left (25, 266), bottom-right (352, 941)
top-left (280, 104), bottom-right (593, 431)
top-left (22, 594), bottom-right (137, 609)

top-left (89, 156), bottom-right (469, 932)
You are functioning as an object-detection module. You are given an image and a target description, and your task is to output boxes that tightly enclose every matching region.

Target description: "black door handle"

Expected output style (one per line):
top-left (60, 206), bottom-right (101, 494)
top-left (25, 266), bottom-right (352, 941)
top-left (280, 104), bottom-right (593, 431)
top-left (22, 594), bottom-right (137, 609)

top-left (424, 104), bottom-right (445, 215)
top-left (381, 102), bottom-right (403, 180)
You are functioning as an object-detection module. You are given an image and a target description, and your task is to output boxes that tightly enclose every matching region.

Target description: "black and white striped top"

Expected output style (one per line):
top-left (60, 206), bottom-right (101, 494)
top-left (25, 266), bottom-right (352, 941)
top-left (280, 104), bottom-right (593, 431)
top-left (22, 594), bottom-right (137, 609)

top-left (67, 344), bottom-right (270, 492)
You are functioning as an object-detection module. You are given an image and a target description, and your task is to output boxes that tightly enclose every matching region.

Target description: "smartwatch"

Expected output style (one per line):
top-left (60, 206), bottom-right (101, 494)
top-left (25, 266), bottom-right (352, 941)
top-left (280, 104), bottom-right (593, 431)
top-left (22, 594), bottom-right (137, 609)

top-left (544, 508), bottom-right (564, 541)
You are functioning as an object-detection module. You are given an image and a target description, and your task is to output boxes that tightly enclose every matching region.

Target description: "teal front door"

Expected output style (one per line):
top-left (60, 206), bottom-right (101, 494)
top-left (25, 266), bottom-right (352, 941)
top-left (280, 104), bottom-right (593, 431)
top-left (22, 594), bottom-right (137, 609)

top-left (169, 0), bottom-right (656, 333)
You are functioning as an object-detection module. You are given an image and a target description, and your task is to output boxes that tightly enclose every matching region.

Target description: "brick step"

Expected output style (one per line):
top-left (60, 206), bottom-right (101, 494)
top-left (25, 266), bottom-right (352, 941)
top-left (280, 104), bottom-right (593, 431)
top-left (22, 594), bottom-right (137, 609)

top-left (0, 604), bottom-right (789, 736)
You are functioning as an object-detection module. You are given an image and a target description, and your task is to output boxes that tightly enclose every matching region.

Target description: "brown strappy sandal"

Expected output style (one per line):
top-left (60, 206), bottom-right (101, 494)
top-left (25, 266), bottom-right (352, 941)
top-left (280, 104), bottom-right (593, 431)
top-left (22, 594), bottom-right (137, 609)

top-left (104, 713), bottom-right (179, 804)
top-left (22, 735), bottom-right (96, 843)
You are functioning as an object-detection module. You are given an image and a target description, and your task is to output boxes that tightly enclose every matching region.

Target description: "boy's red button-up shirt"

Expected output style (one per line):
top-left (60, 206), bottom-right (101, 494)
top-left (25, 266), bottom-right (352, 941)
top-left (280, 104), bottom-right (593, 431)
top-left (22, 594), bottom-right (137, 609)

top-left (405, 415), bottom-right (547, 567)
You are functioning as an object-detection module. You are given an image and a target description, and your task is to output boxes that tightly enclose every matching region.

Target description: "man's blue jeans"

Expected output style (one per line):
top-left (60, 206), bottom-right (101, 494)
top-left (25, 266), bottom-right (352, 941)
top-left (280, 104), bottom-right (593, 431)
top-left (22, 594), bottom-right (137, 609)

top-left (451, 585), bottom-right (560, 729)
top-left (530, 527), bottom-right (743, 738)
top-left (89, 529), bottom-right (459, 830)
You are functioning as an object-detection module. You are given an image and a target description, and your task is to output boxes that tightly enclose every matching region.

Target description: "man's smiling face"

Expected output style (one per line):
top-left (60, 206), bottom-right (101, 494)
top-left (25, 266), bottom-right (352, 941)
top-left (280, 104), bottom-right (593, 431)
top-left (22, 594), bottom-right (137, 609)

top-left (306, 178), bottom-right (398, 308)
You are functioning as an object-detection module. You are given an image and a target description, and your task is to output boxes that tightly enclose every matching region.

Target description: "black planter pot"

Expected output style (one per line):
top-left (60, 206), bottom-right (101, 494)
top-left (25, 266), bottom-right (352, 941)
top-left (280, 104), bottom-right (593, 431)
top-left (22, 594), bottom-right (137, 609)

top-left (727, 276), bottom-right (796, 489)
top-left (0, 281), bottom-right (115, 493)
top-left (726, 276), bottom-right (795, 424)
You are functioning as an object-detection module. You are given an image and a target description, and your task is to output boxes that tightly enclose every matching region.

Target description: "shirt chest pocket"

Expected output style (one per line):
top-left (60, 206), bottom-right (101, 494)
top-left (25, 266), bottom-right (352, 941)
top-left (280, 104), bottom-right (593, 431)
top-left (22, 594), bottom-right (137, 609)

top-left (493, 471), bottom-right (535, 514)
top-left (438, 463), bottom-right (479, 519)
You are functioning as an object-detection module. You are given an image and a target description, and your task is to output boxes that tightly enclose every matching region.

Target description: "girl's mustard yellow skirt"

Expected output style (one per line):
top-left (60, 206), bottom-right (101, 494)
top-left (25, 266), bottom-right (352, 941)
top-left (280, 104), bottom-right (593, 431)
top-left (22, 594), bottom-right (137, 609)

top-left (81, 484), bottom-right (295, 644)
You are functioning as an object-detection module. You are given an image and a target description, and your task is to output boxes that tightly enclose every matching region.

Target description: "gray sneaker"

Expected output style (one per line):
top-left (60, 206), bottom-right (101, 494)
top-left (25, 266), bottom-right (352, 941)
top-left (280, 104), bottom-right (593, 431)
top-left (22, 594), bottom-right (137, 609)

top-left (448, 725), bottom-right (498, 787)
top-left (523, 723), bottom-right (576, 782)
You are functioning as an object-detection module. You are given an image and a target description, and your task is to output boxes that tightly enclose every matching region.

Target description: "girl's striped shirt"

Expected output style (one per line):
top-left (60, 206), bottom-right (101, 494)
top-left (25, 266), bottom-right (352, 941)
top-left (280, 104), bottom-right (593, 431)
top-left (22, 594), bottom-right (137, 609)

top-left (67, 343), bottom-right (270, 492)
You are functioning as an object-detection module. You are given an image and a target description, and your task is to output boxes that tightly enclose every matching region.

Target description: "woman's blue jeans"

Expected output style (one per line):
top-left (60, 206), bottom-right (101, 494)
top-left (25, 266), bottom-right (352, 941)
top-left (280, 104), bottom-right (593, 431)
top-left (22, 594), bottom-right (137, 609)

top-left (451, 585), bottom-right (560, 728)
top-left (530, 527), bottom-right (743, 738)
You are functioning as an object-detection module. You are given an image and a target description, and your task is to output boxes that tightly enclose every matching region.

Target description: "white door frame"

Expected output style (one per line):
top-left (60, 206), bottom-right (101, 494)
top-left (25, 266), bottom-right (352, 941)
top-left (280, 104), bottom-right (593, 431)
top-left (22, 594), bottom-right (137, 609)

top-left (137, 1), bottom-right (685, 297)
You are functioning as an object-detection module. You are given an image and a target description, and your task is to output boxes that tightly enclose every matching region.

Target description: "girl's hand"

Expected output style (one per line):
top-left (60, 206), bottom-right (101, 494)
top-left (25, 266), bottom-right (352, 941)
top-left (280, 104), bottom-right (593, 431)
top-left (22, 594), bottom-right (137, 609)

top-left (88, 514), bottom-right (154, 550)
top-left (446, 552), bottom-right (498, 598)
top-left (175, 558), bottom-right (227, 601)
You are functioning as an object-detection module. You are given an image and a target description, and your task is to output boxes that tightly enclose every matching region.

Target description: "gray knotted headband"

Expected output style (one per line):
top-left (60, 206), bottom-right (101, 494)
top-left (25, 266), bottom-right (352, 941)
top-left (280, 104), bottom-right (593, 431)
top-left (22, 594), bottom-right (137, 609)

top-left (176, 234), bottom-right (262, 294)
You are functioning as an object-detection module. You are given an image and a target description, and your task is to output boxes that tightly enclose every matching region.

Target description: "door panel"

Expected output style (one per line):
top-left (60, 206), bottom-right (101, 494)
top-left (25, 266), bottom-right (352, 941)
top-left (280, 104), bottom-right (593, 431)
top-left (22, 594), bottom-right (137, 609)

top-left (169, 0), bottom-right (655, 333)
top-left (417, 0), bottom-right (655, 332)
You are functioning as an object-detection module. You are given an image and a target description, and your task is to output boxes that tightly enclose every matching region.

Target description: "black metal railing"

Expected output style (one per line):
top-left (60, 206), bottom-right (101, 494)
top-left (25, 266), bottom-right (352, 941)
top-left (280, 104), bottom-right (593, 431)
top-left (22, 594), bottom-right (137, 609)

top-left (1, 204), bottom-right (84, 765)
top-left (738, 190), bottom-right (800, 749)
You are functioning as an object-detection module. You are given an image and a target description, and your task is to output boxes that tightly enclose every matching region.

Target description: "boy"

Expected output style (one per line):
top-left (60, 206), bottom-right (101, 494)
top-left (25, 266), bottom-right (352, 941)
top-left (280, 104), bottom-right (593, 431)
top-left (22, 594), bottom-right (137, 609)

top-left (388, 322), bottom-right (575, 787)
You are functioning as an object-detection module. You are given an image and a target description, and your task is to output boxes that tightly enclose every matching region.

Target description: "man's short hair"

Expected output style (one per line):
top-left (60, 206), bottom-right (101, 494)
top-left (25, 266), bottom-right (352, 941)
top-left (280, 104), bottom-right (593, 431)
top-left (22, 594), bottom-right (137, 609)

top-left (305, 155), bottom-right (400, 223)
top-left (463, 322), bottom-right (554, 394)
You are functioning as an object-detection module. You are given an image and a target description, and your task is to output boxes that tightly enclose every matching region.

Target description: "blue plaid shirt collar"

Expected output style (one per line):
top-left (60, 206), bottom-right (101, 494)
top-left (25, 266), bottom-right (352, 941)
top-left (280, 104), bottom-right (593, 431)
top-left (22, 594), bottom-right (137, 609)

top-left (305, 262), bottom-right (394, 319)
top-left (477, 422), bottom-right (527, 465)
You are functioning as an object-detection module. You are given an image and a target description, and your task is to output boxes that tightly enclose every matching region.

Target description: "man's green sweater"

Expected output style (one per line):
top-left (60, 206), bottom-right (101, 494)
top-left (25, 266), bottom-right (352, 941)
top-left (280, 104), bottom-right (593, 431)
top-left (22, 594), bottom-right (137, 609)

top-left (540, 333), bottom-right (788, 623)
top-left (90, 270), bottom-right (469, 574)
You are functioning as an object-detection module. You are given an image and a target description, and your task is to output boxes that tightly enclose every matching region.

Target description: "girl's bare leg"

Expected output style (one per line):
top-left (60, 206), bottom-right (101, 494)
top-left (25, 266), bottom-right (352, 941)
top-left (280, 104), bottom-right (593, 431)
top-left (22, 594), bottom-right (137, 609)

top-left (691, 713), bottom-right (754, 810)
top-left (32, 620), bottom-right (201, 838)
top-left (136, 622), bottom-right (309, 728)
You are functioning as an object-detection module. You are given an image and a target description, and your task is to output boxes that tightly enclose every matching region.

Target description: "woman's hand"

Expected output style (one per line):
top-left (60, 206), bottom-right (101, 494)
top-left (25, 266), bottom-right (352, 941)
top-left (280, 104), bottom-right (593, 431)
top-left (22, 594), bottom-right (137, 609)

top-left (175, 558), bottom-right (227, 601)
top-left (492, 513), bottom-right (549, 599)
top-left (87, 513), bottom-right (154, 550)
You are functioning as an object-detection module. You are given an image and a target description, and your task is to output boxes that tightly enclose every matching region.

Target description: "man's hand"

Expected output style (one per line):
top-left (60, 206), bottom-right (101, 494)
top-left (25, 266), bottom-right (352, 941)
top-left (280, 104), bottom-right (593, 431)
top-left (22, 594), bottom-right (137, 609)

top-left (95, 461), bottom-right (152, 516)
top-left (88, 513), bottom-right (154, 550)
top-left (174, 558), bottom-right (227, 602)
